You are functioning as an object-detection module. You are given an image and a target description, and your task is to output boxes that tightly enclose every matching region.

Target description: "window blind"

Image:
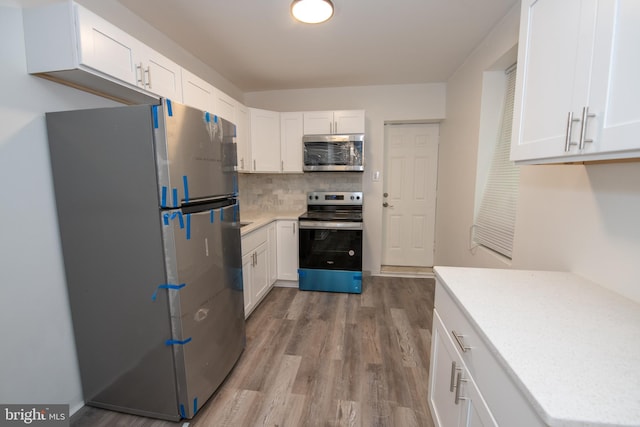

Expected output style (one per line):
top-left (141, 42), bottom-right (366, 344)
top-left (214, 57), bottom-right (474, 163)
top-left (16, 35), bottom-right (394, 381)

top-left (473, 65), bottom-right (520, 258)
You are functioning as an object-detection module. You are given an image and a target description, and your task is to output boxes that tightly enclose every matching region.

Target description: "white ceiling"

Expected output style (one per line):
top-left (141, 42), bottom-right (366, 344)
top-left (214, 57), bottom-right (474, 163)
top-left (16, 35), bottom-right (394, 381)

top-left (20, 0), bottom-right (519, 92)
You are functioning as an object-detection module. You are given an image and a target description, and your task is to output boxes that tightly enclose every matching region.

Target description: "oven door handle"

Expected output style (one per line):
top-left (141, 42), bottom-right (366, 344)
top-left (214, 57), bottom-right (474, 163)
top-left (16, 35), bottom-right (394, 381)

top-left (299, 221), bottom-right (363, 230)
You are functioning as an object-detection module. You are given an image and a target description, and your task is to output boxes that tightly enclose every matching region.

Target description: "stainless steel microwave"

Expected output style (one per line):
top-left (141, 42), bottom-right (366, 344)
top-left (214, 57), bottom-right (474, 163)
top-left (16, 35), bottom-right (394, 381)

top-left (303, 134), bottom-right (364, 172)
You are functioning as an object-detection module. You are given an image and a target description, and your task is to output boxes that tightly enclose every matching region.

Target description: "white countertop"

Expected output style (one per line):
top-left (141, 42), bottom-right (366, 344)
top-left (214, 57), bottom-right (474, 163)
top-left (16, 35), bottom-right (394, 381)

top-left (434, 266), bottom-right (640, 427)
top-left (240, 210), bottom-right (303, 235)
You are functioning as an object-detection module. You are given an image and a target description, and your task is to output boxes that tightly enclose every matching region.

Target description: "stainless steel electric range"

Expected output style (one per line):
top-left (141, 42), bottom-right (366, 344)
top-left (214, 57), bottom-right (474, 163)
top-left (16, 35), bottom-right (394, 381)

top-left (298, 191), bottom-right (363, 294)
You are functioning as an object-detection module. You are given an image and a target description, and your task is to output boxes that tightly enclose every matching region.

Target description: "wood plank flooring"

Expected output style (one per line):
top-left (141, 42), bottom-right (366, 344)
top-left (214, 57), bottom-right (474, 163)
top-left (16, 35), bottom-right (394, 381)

top-left (70, 276), bottom-right (436, 427)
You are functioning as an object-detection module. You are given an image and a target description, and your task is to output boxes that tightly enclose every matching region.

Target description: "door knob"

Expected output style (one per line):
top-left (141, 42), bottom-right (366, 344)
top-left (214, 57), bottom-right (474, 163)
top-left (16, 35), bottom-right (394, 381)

top-left (383, 192), bottom-right (389, 197)
top-left (383, 202), bottom-right (394, 207)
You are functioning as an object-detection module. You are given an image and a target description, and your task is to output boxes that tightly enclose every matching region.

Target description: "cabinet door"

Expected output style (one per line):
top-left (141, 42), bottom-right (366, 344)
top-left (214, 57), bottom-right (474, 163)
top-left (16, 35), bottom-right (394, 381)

top-left (214, 90), bottom-right (237, 124)
top-left (253, 241), bottom-right (270, 302)
top-left (276, 220), bottom-right (299, 281)
top-left (280, 112), bottom-right (304, 173)
top-left (267, 222), bottom-right (277, 285)
top-left (236, 104), bottom-right (251, 172)
top-left (242, 251), bottom-right (254, 317)
top-left (138, 46), bottom-right (183, 101)
top-left (249, 108), bottom-right (281, 172)
top-left (511, 0), bottom-right (597, 162)
top-left (303, 111), bottom-right (334, 135)
top-left (588, 0), bottom-right (640, 156)
top-left (75, 5), bottom-right (137, 86)
top-left (429, 310), bottom-right (464, 427)
top-left (181, 69), bottom-right (214, 113)
top-left (334, 110), bottom-right (365, 134)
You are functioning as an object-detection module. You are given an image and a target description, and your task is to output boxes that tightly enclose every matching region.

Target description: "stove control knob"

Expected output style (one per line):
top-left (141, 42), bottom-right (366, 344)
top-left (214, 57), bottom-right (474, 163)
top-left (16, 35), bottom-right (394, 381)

top-left (309, 195), bottom-right (313, 200)
top-left (315, 195), bottom-right (319, 200)
top-left (350, 195), bottom-right (355, 200)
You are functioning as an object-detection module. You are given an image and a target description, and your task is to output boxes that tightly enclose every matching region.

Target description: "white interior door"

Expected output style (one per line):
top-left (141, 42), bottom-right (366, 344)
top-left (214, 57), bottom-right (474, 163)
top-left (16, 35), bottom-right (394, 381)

top-left (382, 123), bottom-right (439, 267)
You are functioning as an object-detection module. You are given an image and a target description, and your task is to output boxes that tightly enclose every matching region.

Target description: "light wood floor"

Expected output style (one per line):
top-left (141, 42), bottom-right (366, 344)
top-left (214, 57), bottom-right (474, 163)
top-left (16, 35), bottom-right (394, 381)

top-left (70, 276), bottom-right (436, 427)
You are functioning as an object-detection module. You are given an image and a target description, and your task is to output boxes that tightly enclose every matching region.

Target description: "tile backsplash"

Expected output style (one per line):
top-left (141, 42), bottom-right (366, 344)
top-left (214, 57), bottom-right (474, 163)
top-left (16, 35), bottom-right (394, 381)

top-left (238, 172), bottom-right (362, 212)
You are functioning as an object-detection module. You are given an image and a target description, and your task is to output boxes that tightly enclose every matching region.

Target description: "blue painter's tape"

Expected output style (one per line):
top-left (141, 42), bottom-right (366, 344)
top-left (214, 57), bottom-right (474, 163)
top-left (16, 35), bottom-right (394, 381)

top-left (172, 188), bottom-right (178, 208)
top-left (166, 337), bottom-right (192, 346)
top-left (214, 115), bottom-right (219, 123)
top-left (151, 283), bottom-right (186, 301)
top-left (205, 112), bottom-right (210, 123)
top-left (182, 176), bottom-right (189, 203)
top-left (161, 186), bottom-right (168, 207)
top-left (233, 175), bottom-right (238, 194)
top-left (185, 214), bottom-right (191, 240)
top-left (152, 105), bottom-right (159, 129)
top-left (163, 212), bottom-right (184, 228)
top-left (179, 404), bottom-right (186, 419)
top-left (210, 209), bottom-right (215, 223)
top-left (220, 208), bottom-right (224, 221)
top-left (166, 99), bottom-right (173, 117)
top-left (193, 398), bottom-right (198, 416)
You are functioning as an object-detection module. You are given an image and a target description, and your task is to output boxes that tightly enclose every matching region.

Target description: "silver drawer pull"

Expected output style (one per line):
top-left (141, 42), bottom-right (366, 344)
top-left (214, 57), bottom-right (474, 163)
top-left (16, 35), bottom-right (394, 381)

top-left (578, 106), bottom-right (595, 150)
top-left (564, 111), bottom-right (579, 152)
top-left (454, 371), bottom-right (468, 405)
top-left (451, 330), bottom-right (471, 352)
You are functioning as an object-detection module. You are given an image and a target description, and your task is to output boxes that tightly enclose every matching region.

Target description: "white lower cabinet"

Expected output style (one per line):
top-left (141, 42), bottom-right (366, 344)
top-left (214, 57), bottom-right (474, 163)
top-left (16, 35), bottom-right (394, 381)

top-left (429, 310), bottom-right (497, 427)
top-left (267, 222), bottom-right (277, 285)
top-left (241, 226), bottom-right (273, 318)
top-left (430, 279), bottom-right (546, 427)
top-left (276, 220), bottom-right (298, 281)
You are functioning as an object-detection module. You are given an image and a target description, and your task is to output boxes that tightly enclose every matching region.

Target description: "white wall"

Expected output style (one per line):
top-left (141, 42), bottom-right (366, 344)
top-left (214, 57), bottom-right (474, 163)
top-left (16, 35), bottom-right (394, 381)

top-left (0, 5), bottom-right (119, 412)
top-left (245, 84), bottom-right (446, 274)
top-left (435, 3), bottom-right (640, 303)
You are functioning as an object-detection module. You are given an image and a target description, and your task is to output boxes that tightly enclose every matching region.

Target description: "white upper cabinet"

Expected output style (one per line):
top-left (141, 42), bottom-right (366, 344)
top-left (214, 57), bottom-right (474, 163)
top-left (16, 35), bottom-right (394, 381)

top-left (75, 4), bottom-right (138, 86)
top-left (135, 45), bottom-right (183, 101)
top-left (303, 110), bottom-right (365, 135)
top-left (236, 104), bottom-right (251, 172)
top-left (280, 112), bottom-right (304, 173)
top-left (249, 108), bottom-right (281, 172)
top-left (23, 2), bottom-right (180, 104)
top-left (511, 0), bottom-right (640, 164)
top-left (214, 89), bottom-right (237, 124)
top-left (181, 69), bottom-right (214, 113)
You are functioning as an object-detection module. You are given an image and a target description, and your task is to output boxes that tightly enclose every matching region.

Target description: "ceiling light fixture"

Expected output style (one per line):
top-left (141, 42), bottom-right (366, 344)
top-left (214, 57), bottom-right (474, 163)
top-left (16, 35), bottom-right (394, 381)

top-left (291, 0), bottom-right (334, 24)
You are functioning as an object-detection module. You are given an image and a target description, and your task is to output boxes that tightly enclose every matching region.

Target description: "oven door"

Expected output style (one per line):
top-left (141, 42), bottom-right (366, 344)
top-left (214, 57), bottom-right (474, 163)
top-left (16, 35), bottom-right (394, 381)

top-left (298, 220), bottom-right (362, 271)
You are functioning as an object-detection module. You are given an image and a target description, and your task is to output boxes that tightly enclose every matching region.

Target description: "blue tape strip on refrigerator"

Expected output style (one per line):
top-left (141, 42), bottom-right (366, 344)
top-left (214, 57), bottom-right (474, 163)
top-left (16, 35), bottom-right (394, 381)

top-left (182, 176), bottom-right (189, 203)
top-left (185, 214), bottom-right (191, 240)
top-left (210, 209), bottom-right (215, 223)
top-left (163, 212), bottom-right (185, 229)
top-left (233, 175), bottom-right (238, 194)
top-left (151, 283), bottom-right (186, 301)
top-left (193, 398), bottom-right (198, 416)
top-left (205, 112), bottom-right (210, 123)
top-left (166, 99), bottom-right (173, 117)
top-left (179, 404), bottom-right (186, 419)
top-left (172, 188), bottom-right (179, 208)
top-left (220, 208), bottom-right (224, 221)
top-left (161, 186), bottom-right (168, 207)
top-left (214, 115), bottom-right (218, 123)
top-left (166, 337), bottom-right (192, 346)
top-left (152, 105), bottom-right (159, 129)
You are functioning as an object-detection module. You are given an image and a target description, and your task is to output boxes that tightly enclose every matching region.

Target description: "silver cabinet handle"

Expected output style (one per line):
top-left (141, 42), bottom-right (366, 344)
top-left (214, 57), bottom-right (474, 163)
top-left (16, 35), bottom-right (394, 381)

top-left (451, 330), bottom-right (471, 352)
top-left (564, 111), bottom-right (579, 152)
top-left (578, 106), bottom-right (595, 149)
top-left (281, 160), bottom-right (284, 172)
top-left (253, 159), bottom-right (256, 171)
top-left (449, 361), bottom-right (457, 392)
top-left (145, 66), bottom-right (152, 89)
top-left (136, 63), bottom-right (144, 87)
top-left (454, 371), bottom-right (468, 405)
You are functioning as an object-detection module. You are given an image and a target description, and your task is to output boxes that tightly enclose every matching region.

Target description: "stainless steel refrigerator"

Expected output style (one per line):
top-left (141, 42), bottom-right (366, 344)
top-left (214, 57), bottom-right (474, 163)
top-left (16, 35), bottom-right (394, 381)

top-left (45, 100), bottom-right (245, 421)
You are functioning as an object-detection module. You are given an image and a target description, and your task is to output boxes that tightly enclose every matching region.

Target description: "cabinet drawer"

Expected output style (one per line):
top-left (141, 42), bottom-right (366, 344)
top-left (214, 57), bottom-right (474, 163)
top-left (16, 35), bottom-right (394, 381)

top-left (241, 225), bottom-right (268, 256)
top-left (434, 279), bottom-right (544, 427)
